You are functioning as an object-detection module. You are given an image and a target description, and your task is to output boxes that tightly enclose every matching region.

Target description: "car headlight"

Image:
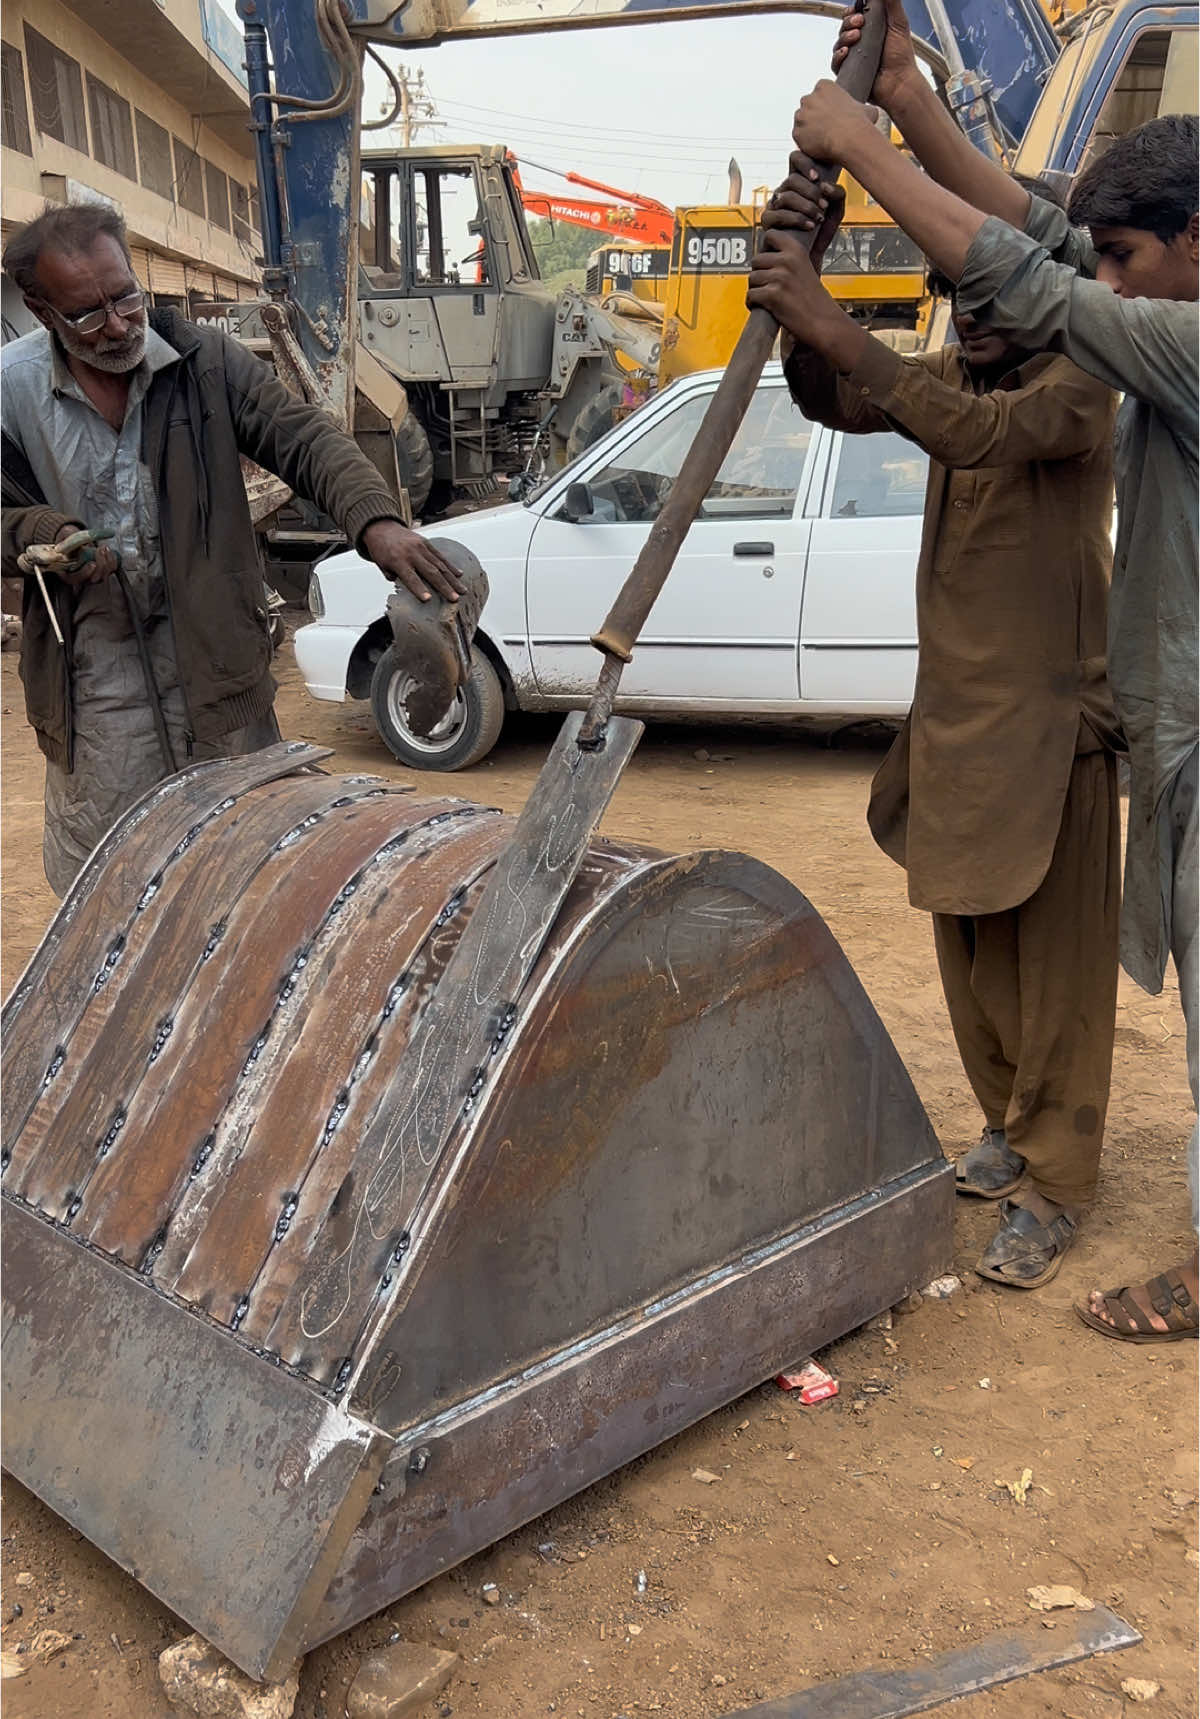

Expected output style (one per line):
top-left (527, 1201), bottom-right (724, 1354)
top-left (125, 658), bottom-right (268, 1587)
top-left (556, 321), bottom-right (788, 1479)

top-left (308, 573), bottom-right (325, 619)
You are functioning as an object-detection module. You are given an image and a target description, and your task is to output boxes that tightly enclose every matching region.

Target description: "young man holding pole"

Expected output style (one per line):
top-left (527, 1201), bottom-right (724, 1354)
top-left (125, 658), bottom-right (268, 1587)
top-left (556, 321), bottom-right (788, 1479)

top-left (754, 0), bottom-right (1197, 1340)
top-left (751, 181), bottom-right (1120, 1294)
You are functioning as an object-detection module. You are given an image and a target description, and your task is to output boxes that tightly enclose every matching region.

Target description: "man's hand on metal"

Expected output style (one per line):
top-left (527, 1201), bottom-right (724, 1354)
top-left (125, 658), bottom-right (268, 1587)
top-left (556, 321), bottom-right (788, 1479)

top-left (832, 0), bottom-right (920, 112)
top-left (361, 519), bottom-right (468, 604)
top-left (792, 80), bottom-right (881, 165)
top-left (747, 231), bottom-right (835, 341)
top-left (761, 170), bottom-right (847, 273)
top-left (54, 525), bottom-right (118, 585)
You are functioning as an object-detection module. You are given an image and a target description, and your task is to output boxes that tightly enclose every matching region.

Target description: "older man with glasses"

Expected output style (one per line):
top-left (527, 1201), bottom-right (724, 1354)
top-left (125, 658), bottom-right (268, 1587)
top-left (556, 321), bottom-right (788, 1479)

top-left (1, 203), bottom-right (464, 897)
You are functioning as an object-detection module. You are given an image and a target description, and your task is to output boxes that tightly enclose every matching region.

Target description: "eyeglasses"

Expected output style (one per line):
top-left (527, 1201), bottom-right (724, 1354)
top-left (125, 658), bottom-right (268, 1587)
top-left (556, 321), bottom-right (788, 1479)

top-left (48, 290), bottom-right (145, 336)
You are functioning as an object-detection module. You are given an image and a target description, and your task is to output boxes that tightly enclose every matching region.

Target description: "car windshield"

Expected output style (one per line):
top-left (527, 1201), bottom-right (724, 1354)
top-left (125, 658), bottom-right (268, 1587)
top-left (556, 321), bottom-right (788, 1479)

top-left (525, 377), bottom-right (810, 522)
top-left (519, 384), bottom-right (669, 507)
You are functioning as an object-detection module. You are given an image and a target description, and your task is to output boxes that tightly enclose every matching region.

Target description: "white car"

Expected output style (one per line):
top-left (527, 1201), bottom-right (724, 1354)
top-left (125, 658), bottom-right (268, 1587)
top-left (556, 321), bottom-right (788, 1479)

top-left (295, 363), bottom-right (928, 770)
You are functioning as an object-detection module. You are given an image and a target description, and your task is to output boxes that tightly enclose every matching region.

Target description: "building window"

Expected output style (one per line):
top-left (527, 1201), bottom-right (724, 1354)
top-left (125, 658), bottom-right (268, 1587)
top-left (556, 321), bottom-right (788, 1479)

top-left (2, 42), bottom-right (32, 156)
top-left (205, 160), bottom-right (230, 231)
top-left (136, 110), bottom-right (172, 201)
top-left (231, 179), bottom-right (255, 246)
top-left (23, 25), bottom-right (87, 154)
top-left (86, 74), bottom-right (135, 179)
top-left (173, 136), bottom-right (206, 217)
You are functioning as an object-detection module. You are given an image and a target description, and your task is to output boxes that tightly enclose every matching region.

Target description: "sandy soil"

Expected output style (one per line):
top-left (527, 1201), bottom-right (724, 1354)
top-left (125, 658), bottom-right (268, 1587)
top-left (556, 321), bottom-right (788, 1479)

top-left (2, 628), bottom-right (1196, 1719)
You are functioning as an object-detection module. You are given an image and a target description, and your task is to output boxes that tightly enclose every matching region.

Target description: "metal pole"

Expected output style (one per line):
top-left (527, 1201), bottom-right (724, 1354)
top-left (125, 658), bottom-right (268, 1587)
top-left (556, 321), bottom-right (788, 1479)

top-left (238, 3), bottom-right (286, 274)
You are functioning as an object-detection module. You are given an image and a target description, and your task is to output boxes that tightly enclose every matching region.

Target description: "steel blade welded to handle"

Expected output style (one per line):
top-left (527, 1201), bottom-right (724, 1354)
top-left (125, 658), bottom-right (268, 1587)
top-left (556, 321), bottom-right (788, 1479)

top-left (287, 14), bottom-right (886, 1381)
top-left (579, 0), bottom-right (887, 739)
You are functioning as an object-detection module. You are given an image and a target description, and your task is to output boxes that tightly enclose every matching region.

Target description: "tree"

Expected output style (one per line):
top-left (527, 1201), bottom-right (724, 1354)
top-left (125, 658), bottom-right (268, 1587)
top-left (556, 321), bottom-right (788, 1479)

top-left (527, 216), bottom-right (600, 286)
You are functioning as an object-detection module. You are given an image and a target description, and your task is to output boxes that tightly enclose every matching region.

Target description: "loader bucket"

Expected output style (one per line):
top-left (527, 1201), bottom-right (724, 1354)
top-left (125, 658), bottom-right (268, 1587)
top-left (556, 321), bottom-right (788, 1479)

top-left (2, 744), bottom-right (952, 1681)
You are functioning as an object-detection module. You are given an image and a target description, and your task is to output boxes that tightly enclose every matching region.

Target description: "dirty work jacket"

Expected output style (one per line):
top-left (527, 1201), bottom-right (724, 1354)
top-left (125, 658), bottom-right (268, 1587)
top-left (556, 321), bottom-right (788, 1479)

top-left (785, 337), bottom-right (1117, 916)
top-left (1, 308), bottom-right (403, 770)
top-left (957, 197), bottom-right (1199, 994)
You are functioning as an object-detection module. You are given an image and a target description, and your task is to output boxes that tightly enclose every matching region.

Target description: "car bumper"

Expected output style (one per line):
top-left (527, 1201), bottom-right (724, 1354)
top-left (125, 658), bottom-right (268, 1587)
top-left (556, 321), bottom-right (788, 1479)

top-left (293, 620), bottom-right (359, 703)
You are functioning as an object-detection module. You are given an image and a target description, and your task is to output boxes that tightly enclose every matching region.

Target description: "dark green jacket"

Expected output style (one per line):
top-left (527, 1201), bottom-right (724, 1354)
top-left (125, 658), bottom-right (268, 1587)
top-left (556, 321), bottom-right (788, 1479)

top-left (1, 309), bottom-right (401, 768)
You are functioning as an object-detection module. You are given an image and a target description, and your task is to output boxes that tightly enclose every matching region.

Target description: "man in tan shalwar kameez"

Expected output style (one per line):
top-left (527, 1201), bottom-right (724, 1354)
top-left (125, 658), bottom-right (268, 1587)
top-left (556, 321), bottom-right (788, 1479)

top-left (747, 186), bottom-right (1121, 1289)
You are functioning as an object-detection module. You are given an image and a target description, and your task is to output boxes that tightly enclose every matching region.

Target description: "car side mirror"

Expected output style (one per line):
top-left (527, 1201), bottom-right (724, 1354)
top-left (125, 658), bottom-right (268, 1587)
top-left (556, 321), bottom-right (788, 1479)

top-left (560, 481), bottom-right (595, 523)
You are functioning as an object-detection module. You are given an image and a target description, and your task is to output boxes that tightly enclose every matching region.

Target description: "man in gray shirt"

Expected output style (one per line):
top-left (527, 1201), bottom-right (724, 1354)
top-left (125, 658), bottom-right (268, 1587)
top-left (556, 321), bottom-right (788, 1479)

top-left (2, 204), bottom-right (467, 897)
top-left (778, 5), bottom-right (1197, 1340)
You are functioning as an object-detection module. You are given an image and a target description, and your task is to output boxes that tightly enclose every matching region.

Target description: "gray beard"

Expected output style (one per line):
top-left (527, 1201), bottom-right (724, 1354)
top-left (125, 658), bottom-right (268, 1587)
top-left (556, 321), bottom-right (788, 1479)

top-left (56, 320), bottom-right (147, 375)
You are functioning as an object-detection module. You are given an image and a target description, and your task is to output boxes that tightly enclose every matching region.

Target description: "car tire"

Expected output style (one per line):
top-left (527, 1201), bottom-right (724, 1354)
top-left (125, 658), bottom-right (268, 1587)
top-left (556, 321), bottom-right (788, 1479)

top-left (394, 410), bottom-right (435, 518)
top-left (370, 641), bottom-right (505, 771)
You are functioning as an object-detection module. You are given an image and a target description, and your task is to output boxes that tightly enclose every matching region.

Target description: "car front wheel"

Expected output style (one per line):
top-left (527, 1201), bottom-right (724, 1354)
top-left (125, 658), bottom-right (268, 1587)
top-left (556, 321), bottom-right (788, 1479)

top-left (369, 641), bottom-right (505, 771)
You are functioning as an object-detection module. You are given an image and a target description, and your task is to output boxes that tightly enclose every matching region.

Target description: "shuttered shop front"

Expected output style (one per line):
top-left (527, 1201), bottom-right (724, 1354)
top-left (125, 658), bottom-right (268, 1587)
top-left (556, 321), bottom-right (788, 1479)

top-left (147, 253), bottom-right (187, 297)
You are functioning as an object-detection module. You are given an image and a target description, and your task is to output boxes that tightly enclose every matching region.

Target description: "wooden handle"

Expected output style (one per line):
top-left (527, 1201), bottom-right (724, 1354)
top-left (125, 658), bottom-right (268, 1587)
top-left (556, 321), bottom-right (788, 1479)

top-left (579, 0), bottom-right (887, 736)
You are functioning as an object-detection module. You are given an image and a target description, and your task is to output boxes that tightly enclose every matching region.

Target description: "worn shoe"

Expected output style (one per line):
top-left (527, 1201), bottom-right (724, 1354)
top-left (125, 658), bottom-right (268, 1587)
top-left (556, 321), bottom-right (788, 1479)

top-left (385, 538), bottom-right (489, 737)
top-left (954, 1125), bottom-right (1026, 1199)
top-left (975, 1198), bottom-right (1077, 1289)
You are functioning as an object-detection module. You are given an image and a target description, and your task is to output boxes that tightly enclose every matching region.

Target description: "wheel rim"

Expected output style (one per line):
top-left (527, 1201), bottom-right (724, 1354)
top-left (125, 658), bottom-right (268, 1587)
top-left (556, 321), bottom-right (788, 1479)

top-left (384, 670), bottom-right (469, 757)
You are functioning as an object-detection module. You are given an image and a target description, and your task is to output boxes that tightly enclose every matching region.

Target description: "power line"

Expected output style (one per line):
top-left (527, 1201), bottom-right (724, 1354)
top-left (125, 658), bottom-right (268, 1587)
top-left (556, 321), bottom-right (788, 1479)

top-left (419, 92), bottom-right (794, 147)
top-left (434, 119), bottom-right (785, 173)
top-left (432, 97), bottom-right (789, 153)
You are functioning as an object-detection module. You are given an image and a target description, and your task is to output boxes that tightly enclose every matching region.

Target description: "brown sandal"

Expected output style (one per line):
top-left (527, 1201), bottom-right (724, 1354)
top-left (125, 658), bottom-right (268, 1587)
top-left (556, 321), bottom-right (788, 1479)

top-left (1076, 1264), bottom-right (1200, 1343)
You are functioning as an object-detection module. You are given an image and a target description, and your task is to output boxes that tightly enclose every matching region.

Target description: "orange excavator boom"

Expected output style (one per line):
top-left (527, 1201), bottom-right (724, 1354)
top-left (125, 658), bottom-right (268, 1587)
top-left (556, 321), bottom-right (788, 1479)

top-left (518, 189), bottom-right (675, 246)
top-left (510, 154), bottom-right (675, 247)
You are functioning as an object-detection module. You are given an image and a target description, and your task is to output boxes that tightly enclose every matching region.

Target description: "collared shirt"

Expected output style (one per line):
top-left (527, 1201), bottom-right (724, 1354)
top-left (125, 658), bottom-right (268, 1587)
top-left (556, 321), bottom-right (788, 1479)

top-left (2, 324), bottom-right (179, 600)
top-left (786, 336), bottom-right (1116, 917)
top-left (957, 196), bottom-right (1199, 992)
top-left (1, 325), bottom-right (192, 893)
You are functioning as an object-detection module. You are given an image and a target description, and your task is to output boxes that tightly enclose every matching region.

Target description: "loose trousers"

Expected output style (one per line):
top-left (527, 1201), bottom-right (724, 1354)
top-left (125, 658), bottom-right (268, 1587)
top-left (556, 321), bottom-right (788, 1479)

top-left (1162, 750), bottom-right (1198, 1230)
top-left (932, 750), bottom-right (1121, 1210)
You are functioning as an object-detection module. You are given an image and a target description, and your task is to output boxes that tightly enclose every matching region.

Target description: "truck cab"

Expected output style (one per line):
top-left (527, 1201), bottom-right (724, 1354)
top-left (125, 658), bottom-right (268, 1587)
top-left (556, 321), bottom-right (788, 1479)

top-left (1015, 0), bottom-right (1198, 175)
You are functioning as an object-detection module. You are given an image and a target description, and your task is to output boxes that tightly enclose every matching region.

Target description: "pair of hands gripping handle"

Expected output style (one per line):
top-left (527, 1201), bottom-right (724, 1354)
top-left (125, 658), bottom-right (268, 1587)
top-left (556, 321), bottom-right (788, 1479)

top-left (576, 0), bottom-right (887, 745)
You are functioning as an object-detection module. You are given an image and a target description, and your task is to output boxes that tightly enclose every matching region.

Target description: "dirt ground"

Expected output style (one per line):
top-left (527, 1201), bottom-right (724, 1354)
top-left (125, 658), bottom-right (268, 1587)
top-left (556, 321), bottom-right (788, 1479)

top-left (2, 626), bottom-right (1196, 1719)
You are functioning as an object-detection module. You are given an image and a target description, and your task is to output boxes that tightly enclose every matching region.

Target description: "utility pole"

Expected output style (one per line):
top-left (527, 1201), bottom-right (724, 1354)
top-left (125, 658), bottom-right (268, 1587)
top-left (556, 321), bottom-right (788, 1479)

top-left (380, 65), bottom-right (443, 147)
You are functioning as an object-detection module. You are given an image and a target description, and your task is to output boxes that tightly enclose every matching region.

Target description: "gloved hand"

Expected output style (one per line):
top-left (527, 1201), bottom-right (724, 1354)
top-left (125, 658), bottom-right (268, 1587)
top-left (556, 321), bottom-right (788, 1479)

top-left (19, 527), bottom-right (118, 587)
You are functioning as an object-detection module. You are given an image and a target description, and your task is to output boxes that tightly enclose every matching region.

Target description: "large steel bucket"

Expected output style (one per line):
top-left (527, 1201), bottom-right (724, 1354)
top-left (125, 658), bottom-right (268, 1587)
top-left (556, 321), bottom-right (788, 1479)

top-left (2, 744), bottom-right (952, 1679)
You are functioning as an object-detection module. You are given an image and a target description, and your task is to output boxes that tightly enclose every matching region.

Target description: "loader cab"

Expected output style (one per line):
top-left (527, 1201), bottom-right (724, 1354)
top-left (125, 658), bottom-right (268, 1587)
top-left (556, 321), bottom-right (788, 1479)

top-left (1014, 0), bottom-right (1198, 176)
top-left (357, 145), bottom-right (556, 394)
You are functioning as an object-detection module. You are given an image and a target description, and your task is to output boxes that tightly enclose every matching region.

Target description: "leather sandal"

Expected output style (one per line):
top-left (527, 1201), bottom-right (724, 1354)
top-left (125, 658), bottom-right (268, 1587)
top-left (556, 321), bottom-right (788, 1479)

top-left (955, 1126), bottom-right (1027, 1200)
top-left (1076, 1263), bottom-right (1200, 1343)
top-left (975, 1199), bottom-right (1077, 1289)
top-left (385, 537), bottom-right (489, 737)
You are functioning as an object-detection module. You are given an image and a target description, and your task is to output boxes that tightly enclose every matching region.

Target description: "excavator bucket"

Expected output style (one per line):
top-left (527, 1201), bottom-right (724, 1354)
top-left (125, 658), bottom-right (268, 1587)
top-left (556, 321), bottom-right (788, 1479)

top-left (2, 744), bottom-right (952, 1682)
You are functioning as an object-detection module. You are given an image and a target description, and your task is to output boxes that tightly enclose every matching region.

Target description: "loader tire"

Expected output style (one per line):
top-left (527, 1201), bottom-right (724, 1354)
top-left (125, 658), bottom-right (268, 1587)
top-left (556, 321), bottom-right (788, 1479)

top-left (370, 641), bottom-right (505, 771)
top-left (395, 410), bottom-right (435, 517)
top-left (564, 378), bottom-right (626, 464)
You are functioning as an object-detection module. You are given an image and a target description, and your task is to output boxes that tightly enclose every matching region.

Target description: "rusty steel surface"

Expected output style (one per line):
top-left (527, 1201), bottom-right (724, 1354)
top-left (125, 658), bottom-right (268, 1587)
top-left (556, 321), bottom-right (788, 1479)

top-left (2, 1199), bottom-right (391, 1683)
top-left (310, 1166), bottom-right (951, 1648)
top-left (3, 748), bottom-right (952, 1680)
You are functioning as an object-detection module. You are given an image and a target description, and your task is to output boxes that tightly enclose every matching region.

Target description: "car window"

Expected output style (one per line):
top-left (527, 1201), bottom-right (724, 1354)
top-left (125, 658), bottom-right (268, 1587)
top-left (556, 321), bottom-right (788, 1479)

top-left (573, 385), bottom-right (813, 525)
top-left (829, 430), bottom-right (928, 518)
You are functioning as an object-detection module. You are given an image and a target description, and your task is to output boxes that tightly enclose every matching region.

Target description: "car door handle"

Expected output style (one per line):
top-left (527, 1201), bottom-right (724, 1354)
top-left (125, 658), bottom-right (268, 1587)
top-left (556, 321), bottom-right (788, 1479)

top-left (733, 541), bottom-right (775, 557)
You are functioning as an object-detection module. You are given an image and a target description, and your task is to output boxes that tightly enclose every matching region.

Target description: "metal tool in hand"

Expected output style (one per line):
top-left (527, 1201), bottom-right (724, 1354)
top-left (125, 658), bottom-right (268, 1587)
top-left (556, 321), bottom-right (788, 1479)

top-left (289, 3), bottom-right (890, 1377)
top-left (17, 527), bottom-right (115, 646)
top-left (17, 527), bottom-right (178, 774)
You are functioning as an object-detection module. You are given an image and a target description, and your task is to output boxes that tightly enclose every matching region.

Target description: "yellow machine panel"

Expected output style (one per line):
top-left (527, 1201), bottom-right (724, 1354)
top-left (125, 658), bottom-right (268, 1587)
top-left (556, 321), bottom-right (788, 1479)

top-left (586, 240), bottom-right (670, 305)
top-left (659, 206), bottom-right (760, 386)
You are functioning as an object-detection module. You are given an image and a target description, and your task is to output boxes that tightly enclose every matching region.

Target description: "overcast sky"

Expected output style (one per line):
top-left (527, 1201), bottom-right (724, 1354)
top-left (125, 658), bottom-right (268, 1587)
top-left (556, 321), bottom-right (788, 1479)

top-left (359, 16), bottom-right (839, 208)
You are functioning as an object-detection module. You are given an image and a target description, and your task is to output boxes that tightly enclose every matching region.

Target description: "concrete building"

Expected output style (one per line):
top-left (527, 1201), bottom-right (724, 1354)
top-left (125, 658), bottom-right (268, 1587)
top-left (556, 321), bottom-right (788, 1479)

top-left (1, 0), bottom-right (260, 331)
